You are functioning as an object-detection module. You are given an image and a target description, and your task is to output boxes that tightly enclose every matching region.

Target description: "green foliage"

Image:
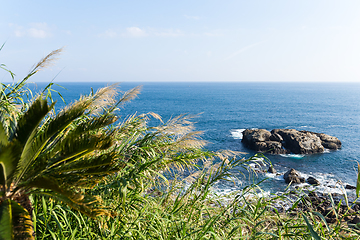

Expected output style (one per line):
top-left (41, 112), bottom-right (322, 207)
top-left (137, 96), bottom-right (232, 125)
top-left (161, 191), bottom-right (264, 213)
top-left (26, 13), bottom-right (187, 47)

top-left (2, 46), bottom-right (360, 239)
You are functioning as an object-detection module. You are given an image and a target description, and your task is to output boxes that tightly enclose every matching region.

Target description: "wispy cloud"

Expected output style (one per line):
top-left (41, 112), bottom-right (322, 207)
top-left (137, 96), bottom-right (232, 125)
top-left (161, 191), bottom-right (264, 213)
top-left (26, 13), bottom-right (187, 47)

top-left (99, 27), bottom-right (184, 38)
top-left (99, 29), bottom-right (117, 38)
top-left (223, 41), bottom-right (265, 61)
top-left (9, 22), bottom-right (53, 38)
top-left (184, 15), bottom-right (201, 20)
top-left (125, 27), bottom-right (147, 37)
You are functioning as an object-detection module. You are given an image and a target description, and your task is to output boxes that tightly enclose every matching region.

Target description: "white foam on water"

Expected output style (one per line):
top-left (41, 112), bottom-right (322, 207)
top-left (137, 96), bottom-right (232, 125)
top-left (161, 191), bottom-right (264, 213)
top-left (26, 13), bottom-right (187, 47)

top-left (264, 172), bottom-right (285, 181)
top-left (300, 125), bottom-right (316, 129)
top-left (279, 154), bottom-right (305, 159)
top-left (252, 157), bottom-right (265, 162)
top-left (230, 129), bottom-right (245, 139)
top-left (283, 170), bottom-right (354, 196)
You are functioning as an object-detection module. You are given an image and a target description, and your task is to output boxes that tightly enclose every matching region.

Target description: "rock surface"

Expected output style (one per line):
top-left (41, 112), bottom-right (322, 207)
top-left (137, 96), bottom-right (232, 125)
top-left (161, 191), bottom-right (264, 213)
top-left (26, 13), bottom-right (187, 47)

top-left (283, 168), bottom-right (305, 184)
top-left (307, 176), bottom-right (320, 186)
top-left (290, 191), bottom-right (360, 225)
top-left (268, 166), bottom-right (276, 174)
top-left (242, 129), bottom-right (341, 154)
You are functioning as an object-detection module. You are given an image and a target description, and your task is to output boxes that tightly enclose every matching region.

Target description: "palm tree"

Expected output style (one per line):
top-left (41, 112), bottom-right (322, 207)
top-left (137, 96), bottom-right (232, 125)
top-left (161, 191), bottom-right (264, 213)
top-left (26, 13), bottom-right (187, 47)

top-left (0, 48), bottom-right (213, 239)
top-left (0, 79), bottom-right (146, 239)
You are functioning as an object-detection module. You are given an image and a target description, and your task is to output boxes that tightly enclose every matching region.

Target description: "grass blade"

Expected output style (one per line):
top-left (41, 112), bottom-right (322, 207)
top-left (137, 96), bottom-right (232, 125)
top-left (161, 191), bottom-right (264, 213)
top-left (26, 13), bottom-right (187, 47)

top-left (302, 213), bottom-right (321, 240)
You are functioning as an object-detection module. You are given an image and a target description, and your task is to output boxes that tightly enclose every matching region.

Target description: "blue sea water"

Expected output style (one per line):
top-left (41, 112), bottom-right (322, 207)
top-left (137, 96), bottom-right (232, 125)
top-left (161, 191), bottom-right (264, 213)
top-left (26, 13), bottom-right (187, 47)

top-left (31, 82), bottom-right (360, 195)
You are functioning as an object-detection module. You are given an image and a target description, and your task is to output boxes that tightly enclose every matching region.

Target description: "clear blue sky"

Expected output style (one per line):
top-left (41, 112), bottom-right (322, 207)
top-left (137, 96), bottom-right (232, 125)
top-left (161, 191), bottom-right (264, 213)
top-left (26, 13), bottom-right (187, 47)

top-left (1, 1), bottom-right (360, 82)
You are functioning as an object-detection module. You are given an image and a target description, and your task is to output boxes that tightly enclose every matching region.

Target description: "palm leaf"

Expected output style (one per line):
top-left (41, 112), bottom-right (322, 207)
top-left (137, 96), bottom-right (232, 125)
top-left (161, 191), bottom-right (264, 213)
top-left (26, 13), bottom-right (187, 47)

top-left (53, 151), bottom-right (118, 174)
top-left (0, 140), bottom-right (22, 184)
top-left (0, 163), bottom-right (6, 190)
top-left (15, 97), bottom-right (52, 144)
top-left (46, 132), bottom-right (114, 169)
top-left (0, 121), bottom-right (9, 146)
top-left (13, 95), bottom-right (100, 184)
top-left (0, 199), bottom-right (34, 240)
top-left (11, 98), bottom-right (55, 185)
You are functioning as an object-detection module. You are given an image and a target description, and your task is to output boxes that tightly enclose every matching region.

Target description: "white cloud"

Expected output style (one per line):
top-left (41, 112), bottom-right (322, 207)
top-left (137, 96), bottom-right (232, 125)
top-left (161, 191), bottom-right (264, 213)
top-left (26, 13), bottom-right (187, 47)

top-left (184, 15), bottom-right (200, 20)
top-left (98, 29), bottom-right (117, 38)
top-left (125, 27), bottom-right (147, 37)
top-left (14, 30), bottom-right (24, 37)
top-left (99, 27), bottom-right (185, 38)
top-left (9, 22), bottom-right (52, 38)
top-left (28, 28), bottom-right (48, 38)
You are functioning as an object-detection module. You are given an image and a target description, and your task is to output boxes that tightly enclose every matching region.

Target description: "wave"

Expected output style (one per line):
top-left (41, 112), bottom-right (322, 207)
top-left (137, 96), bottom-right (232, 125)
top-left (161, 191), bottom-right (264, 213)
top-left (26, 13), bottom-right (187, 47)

top-left (279, 154), bottom-right (305, 159)
top-left (300, 125), bottom-right (316, 129)
top-left (230, 129), bottom-right (245, 139)
top-left (265, 169), bottom-right (353, 196)
top-left (323, 149), bottom-right (331, 153)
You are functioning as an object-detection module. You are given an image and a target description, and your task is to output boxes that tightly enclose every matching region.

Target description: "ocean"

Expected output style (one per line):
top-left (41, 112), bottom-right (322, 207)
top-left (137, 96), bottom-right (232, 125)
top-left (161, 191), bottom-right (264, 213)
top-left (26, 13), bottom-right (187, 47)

top-left (30, 82), bottom-right (360, 196)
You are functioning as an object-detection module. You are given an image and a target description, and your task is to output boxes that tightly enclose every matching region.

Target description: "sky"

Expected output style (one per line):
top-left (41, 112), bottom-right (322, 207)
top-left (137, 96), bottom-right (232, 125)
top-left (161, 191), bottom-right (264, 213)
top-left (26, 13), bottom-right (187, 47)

top-left (1, 1), bottom-right (360, 82)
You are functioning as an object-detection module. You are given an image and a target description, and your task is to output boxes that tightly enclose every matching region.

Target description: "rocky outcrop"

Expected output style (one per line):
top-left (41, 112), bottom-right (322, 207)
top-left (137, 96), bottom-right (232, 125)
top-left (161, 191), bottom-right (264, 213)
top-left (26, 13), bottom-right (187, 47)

top-left (241, 129), bottom-right (341, 154)
top-left (268, 166), bottom-right (276, 174)
top-left (315, 133), bottom-right (342, 150)
top-left (307, 176), bottom-right (320, 186)
top-left (290, 191), bottom-right (360, 224)
top-left (284, 168), bottom-right (305, 184)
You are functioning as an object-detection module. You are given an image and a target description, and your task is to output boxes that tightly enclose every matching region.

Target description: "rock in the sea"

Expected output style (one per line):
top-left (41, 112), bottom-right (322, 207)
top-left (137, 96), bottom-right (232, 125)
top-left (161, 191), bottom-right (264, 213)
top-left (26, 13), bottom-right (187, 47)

top-left (241, 128), bottom-right (341, 154)
top-left (307, 176), bottom-right (320, 186)
top-left (268, 166), bottom-right (276, 174)
top-left (284, 168), bottom-right (305, 184)
top-left (242, 129), bottom-right (271, 143)
top-left (269, 132), bottom-right (283, 142)
top-left (315, 133), bottom-right (342, 150)
top-left (345, 184), bottom-right (356, 190)
top-left (242, 129), bottom-right (288, 154)
top-left (274, 129), bottom-right (324, 154)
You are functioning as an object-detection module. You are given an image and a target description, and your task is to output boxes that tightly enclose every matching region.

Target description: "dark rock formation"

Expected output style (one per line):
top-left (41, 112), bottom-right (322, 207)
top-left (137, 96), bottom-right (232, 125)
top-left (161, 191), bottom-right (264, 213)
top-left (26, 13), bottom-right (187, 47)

top-left (284, 168), bottom-right (305, 184)
top-left (273, 129), bottom-right (324, 154)
top-left (345, 184), bottom-right (356, 190)
top-left (315, 133), bottom-right (342, 150)
top-left (268, 166), bottom-right (276, 174)
top-left (307, 176), bottom-right (320, 186)
top-left (241, 129), bottom-right (341, 154)
top-left (290, 191), bottom-right (360, 225)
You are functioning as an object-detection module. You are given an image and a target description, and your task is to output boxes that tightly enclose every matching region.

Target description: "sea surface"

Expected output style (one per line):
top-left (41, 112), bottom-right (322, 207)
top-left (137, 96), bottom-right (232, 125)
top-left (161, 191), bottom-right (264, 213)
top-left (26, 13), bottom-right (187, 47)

top-left (30, 82), bottom-right (360, 196)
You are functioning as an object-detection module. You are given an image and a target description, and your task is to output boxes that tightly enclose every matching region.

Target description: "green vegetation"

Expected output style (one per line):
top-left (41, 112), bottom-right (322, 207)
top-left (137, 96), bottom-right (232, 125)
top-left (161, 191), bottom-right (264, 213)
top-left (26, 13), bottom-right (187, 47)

top-left (1, 48), bottom-right (360, 239)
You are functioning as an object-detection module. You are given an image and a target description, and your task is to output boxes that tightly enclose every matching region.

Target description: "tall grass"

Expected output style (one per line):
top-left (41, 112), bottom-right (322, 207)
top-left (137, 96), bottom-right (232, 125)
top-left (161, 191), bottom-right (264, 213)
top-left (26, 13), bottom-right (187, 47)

top-left (32, 152), bottom-right (360, 239)
top-left (3, 46), bottom-right (360, 239)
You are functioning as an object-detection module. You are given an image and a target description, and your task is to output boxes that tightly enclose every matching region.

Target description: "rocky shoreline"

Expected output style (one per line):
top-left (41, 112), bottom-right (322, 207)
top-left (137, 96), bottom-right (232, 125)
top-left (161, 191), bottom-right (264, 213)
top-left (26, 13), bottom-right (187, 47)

top-left (242, 129), bottom-right (341, 154)
top-left (241, 129), bottom-right (360, 225)
top-left (258, 165), bottom-right (360, 225)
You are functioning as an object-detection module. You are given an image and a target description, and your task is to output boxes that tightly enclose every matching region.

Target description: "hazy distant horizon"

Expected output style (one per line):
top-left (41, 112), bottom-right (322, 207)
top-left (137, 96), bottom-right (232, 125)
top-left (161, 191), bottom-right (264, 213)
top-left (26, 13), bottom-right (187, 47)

top-left (1, 1), bottom-right (360, 83)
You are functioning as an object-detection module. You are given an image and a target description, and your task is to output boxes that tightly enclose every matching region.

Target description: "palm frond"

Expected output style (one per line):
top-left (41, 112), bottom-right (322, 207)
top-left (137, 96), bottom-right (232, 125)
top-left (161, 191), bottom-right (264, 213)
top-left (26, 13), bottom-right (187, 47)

top-left (0, 121), bottom-right (9, 146)
top-left (15, 96), bottom-right (53, 144)
top-left (0, 199), bottom-right (34, 240)
top-left (0, 140), bottom-right (22, 185)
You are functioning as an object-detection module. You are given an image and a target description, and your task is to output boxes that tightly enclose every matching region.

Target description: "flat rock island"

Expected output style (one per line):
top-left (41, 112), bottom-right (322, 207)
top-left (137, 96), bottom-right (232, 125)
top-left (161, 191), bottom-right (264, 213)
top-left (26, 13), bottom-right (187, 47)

top-left (241, 129), bottom-right (341, 154)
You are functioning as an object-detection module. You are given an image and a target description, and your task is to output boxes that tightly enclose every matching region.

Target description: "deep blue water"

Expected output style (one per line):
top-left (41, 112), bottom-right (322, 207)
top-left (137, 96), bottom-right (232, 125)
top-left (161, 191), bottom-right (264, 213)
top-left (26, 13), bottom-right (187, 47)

top-left (30, 82), bottom-right (360, 194)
